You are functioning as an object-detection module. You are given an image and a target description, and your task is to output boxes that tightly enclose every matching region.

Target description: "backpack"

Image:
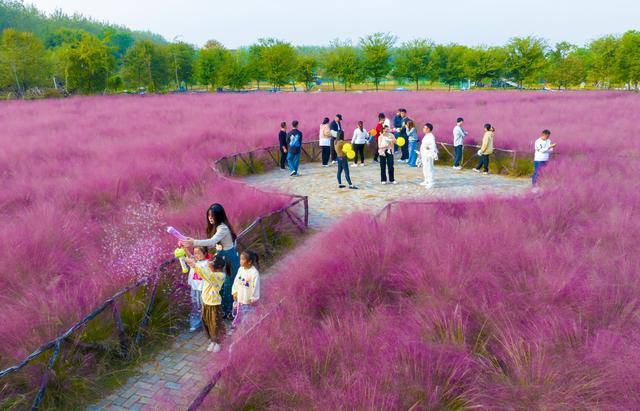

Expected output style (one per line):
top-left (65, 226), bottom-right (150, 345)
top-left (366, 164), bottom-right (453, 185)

top-left (290, 133), bottom-right (301, 148)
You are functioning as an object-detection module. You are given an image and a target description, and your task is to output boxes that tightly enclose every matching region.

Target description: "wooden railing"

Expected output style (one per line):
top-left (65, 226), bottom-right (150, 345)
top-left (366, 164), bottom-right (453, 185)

top-left (0, 152), bottom-right (310, 410)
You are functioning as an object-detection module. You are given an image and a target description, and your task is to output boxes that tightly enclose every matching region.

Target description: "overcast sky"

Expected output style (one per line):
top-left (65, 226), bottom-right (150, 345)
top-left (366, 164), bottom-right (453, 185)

top-left (31, 0), bottom-right (639, 48)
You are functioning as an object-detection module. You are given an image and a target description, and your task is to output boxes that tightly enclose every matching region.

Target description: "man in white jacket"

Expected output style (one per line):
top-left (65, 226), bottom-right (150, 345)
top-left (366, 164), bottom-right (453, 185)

top-left (452, 117), bottom-right (468, 169)
top-left (420, 123), bottom-right (438, 188)
top-left (532, 129), bottom-right (556, 185)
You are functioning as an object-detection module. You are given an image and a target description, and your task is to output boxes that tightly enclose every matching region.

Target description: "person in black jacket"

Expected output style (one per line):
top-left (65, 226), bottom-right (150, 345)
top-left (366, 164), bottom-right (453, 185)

top-left (329, 114), bottom-right (343, 164)
top-left (278, 122), bottom-right (288, 170)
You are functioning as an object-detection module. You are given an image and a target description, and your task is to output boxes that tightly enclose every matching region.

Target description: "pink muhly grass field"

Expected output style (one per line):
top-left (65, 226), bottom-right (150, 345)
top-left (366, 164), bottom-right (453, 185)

top-left (206, 153), bottom-right (640, 409)
top-left (0, 90), bottom-right (637, 386)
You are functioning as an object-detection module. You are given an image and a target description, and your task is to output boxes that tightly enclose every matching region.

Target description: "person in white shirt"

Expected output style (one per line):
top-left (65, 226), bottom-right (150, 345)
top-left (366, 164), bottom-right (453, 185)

top-left (532, 129), bottom-right (556, 185)
top-left (452, 117), bottom-right (468, 169)
top-left (231, 250), bottom-right (260, 328)
top-left (351, 121), bottom-right (369, 166)
top-left (420, 123), bottom-right (438, 188)
top-left (319, 117), bottom-right (332, 167)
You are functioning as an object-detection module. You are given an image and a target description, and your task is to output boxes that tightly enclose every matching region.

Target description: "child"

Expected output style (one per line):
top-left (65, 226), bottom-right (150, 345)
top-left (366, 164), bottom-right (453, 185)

top-left (189, 254), bottom-right (228, 352)
top-left (231, 250), bottom-right (261, 327)
top-left (335, 130), bottom-right (358, 189)
top-left (183, 246), bottom-right (208, 332)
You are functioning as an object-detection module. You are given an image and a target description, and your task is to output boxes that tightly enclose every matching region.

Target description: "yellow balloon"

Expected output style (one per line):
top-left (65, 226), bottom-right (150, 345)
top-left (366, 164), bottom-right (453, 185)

top-left (342, 143), bottom-right (353, 153)
top-left (396, 137), bottom-right (406, 147)
top-left (346, 150), bottom-right (356, 160)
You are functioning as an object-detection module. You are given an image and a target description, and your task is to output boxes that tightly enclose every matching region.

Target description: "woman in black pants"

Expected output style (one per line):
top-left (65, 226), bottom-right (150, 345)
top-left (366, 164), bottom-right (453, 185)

top-left (319, 117), bottom-right (331, 167)
top-left (378, 125), bottom-right (397, 184)
top-left (351, 120), bottom-right (368, 166)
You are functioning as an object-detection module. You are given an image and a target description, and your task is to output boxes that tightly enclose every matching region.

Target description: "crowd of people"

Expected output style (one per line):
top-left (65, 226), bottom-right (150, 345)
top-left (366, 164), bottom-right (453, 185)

top-left (176, 203), bottom-right (261, 353)
top-left (277, 109), bottom-right (556, 188)
top-left (169, 118), bottom-right (555, 354)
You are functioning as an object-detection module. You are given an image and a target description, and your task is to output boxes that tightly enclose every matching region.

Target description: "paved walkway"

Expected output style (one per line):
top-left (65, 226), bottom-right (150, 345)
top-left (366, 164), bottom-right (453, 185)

top-left (90, 161), bottom-right (528, 410)
top-left (243, 162), bottom-right (530, 228)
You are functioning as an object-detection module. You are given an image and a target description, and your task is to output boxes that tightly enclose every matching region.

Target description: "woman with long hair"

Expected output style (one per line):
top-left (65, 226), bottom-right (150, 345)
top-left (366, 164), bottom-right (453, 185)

top-left (319, 117), bottom-right (332, 167)
top-left (183, 203), bottom-right (240, 320)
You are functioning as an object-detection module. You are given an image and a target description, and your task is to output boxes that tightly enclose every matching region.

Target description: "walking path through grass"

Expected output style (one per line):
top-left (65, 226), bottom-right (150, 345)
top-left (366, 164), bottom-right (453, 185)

top-left (90, 163), bottom-right (529, 410)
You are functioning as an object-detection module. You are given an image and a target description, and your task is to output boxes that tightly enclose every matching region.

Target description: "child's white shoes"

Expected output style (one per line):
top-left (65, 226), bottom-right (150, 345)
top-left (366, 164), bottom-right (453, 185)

top-left (207, 342), bottom-right (222, 353)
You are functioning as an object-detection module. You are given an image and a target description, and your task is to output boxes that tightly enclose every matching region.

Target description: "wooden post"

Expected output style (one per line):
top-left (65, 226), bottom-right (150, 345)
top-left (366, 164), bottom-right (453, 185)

top-left (31, 340), bottom-right (61, 410)
top-left (112, 301), bottom-right (129, 358)
top-left (303, 196), bottom-right (309, 227)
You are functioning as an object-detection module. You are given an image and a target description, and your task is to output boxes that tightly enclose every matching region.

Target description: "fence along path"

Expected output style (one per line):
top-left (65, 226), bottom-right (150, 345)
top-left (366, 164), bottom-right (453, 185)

top-left (1, 140), bottom-right (530, 410)
top-left (95, 141), bottom-right (531, 410)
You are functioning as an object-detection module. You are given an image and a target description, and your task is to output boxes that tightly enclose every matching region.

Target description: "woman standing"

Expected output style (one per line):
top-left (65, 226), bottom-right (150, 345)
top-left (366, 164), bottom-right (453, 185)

top-left (319, 117), bottom-right (332, 167)
top-left (420, 123), bottom-right (438, 188)
top-left (182, 203), bottom-right (240, 320)
top-left (406, 120), bottom-right (419, 167)
top-left (474, 124), bottom-right (494, 175)
top-left (378, 125), bottom-right (397, 185)
top-left (351, 120), bottom-right (368, 166)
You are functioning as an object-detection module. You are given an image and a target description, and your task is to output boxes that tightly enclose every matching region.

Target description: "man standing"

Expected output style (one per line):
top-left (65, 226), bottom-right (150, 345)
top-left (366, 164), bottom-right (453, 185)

top-left (399, 109), bottom-right (411, 162)
top-left (452, 117), bottom-right (468, 169)
top-left (532, 129), bottom-right (556, 185)
top-left (278, 122), bottom-right (288, 170)
top-left (392, 109), bottom-right (403, 155)
top-left (287, 120), bottom-right (303, 176)
top-left (329, 114), bottom-right (343, 164)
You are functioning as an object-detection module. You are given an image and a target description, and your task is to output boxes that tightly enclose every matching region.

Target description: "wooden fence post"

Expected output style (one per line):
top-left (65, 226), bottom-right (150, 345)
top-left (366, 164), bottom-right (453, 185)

top-left (112, 301), bottom-right (129, 358)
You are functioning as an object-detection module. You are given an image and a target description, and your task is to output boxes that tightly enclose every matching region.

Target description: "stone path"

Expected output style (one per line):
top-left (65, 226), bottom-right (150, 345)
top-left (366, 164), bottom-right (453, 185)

top-left (243, 161), bottom-right (530, 228)
top-left (90, 159), bottom-right (529, 410)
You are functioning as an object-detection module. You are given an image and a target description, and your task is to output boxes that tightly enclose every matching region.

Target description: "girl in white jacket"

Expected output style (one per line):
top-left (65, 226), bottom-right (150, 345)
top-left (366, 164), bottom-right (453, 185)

top-left (419, 123), bottom-right (438, 188)
top-left (231, 250), bottom-right (260, 327)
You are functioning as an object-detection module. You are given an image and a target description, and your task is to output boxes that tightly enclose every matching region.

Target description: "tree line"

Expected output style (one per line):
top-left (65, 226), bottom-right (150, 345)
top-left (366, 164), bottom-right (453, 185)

top-left (1, 2), bottom-right (639, 96)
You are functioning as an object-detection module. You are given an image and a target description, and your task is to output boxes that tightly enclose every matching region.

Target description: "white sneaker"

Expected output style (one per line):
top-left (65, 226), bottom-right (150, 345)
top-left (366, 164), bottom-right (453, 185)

top-left (322, 164), bottom-right (329, 168)
top-left (419, 182), bottom-right (428, 186)
top-left (473, 168), bottom-right (481, 173)
top-left (212, 343), bottom-right (221, 353)
top-left (331, 160), bottom-right (337, 164)
top-left (381, 181), bottom-right (387, 185)
top-left (207, 342), bottom-right (215, 352)
top-left (483, 172), bottom-right (489, 175)
top-left (391, 181), bottom-right (398, 185)
top-left (290, 171), bottom-right (296, 176)
top-left (453, 166), bottom-right (461, 170)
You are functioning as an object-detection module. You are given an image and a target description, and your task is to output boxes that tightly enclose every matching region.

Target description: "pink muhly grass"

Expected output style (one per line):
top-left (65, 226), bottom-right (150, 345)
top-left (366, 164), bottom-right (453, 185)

top-left (205, 151), bottom-right (640, 408)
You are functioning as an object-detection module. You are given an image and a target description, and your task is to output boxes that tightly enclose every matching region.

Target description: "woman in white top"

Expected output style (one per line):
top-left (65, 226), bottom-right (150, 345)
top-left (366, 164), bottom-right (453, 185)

top-left (420, 123), bottom-right (438, 189)
top-left (183, 203), bottom-right (240, 320)
top-left (319, 117), bottom-right (332, 167)
top-left (351, 120), bottom-right (369, 166)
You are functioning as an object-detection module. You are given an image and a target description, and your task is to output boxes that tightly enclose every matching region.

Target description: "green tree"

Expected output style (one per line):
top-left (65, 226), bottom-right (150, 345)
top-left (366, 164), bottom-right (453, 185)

top-left (195, 46), bottom-right (227, 89)
top-left (586, 35), bottom-right (620, 88)
top-left (432, 44), bottom-right (468, 91)
top-left (359, 32), bottom-right (396, 90)
top-left (545, 42), bottom-right (586, 89)
top-left (296, 54), bottom-right (318, 91)
top-left (220, 50), bottom-right (251, 89)
top-left (45, 27), bottom-right (85, 48)
top-left (57, 32), bottom-right (114, 93)
top-left (99, 28), bottom-right (134, 60)
top-left (505, 36), bottom-right (547, 87)
top-left (323, 40), bottom-right (364, 91)
top-left (247, 43), bottom-right (266, 89)
top-left (167, 41), bottom-right (196, 88)
top-left (121, 40), bottom-right (170, 91)
top-left (464, 46), bottom-right (506, 85)
top-left (616, 30), bottom-right (640, 90)
top-left (258, 38), bottom-right (297, 89)
top-left (0, 28), bottom-right (50, 94)
top-left (393, 39), bottom-right (434, 90)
